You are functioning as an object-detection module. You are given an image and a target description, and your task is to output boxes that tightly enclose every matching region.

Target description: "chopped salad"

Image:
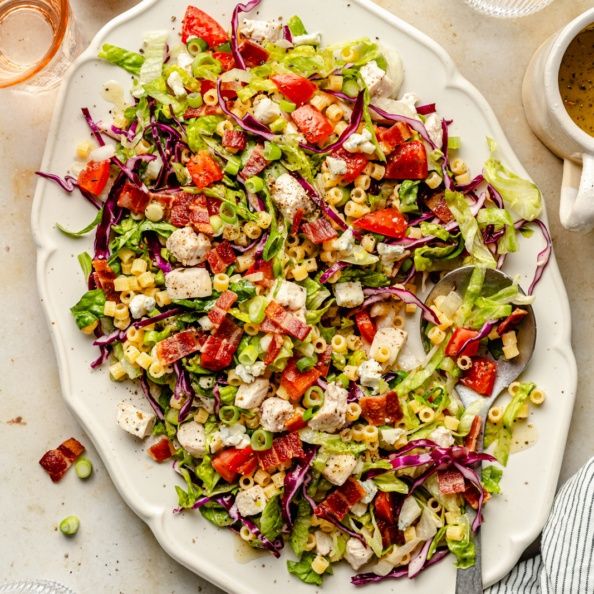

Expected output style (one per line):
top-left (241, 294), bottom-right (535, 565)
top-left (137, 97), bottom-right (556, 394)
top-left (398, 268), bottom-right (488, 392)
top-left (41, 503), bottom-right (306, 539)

top-left (39, 0), bottom-right (552, 586)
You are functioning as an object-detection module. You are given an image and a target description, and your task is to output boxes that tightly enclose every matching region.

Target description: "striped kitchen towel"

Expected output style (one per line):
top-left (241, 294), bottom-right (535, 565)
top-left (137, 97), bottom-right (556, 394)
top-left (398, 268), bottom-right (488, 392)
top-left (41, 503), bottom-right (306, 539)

top-left (486, 457), bottom-right (594, 594)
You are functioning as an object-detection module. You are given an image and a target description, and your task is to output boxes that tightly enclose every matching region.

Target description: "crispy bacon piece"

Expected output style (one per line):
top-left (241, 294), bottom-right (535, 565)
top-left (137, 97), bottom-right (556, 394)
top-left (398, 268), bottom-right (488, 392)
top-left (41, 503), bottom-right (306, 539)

top-left (208, 290), bottom-right (238, 326)
top-left (156, 329), bottom-right (202, 365)
top-left (147, 438), bottom-right (175, 462)
top-left (464, 416), bottom-right (482, 452)
top-left (315, 478), bottom-right (366, 521)
top-left (437, 469), bottom-right (466, 495)
top-left (496, 308), bottom-right (528, 336)
top-left (257, 432), bottom-right (305, 472)
top-left (360, 391), bottom-right (403, 426)
top-left (92, 259), bottom-right (118, 300)
top-left (206, 240), bottom-right (237, 274)
top-left (263, 333), bottom-right (284, 365)
top-left (189, 195), bottom-right (213, 234)
top-left (169, 193), bottom-right (195, 227)
top-left (260, 318), bottom-right (282, 334)
top-left (200, 317), bottom-right (243, 371)
top-left (39, 437), bottom-right (85, 482)
top-left (463, 485), bottom-right (491, 510)
top-left (222, 129), bottom-right (247, 152)
top-left (239, 145), bottom-right (268, 181)
top-left (301, 218), bottom-right (338, 244)
top-left (265, 301), bottom-right (311, 341)
top-left (117, 182), bottom-right (150, 214)
top-left (425, 192), bottom-right (454, 223)
top-left (149, 191), bottom-right (176, 218)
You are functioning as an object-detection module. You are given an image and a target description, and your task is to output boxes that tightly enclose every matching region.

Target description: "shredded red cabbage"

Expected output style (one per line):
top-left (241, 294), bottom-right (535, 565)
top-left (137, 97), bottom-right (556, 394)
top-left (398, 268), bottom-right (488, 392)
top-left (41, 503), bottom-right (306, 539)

top-left (132, 307), bottom-right (183, 328)
top-left (140, 374), bottom-right (165, 420)
top-left (362, 286), bottom-right (440, 324)
top-left (213, 382), bottom-right (222, 414)
top-left (347, 380), bottom-right (364, 402)
top-left (456, 173), bottom-right (485, 194)
top-left (458, 320), bottom-right (496, 354)
top-left (369, 104), bottom-right (436, 149)
top-left (146, 232), bottom-right (172, 273)
top-left (487, 184), bottom-right (504, 209)
top-left (282, 25), bottom-right (293, 43)
top-left (35, 172), bottom-right (78, 192)
top-left (173, 361), bottom-right (196, 422)
top-left (527, 218), bottom-right (552, 295)
top-left (90, 344), bottom-right (111, 369)
top-left (94, 172), bottom-right (126, 259)
top-left (110, 155), bottom-right (148, 190)
top-left (93, 328), bottom-right (125, 347)
top-left (81, 107), bottom-right (106, 147)
top-left (320, 261), bottom-right (348, 283)
top-left (281, 446), bottom-right (317, 527)
top-left (416, 103), bottom-right (436, 115)
top-left (230, 0), bottom-right (263, 70)
top-left (408, 538), bottom-right (432, 578)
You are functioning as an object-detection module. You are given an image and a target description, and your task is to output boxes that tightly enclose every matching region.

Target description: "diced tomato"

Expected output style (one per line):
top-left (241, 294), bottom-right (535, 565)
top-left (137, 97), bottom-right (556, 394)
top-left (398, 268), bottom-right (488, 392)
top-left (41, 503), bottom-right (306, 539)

top-left (497, 308), bottom-right (528, 336)
top-left (315, 478), bottom-right (366, 521)
top-left (156, 329), bottom-right (202, 365)
top-left (355, 310), bottom-right (376, 343)
top-left (437, 469), bottom-right (466, 495)
top-left (291, 104), bottom-right (333, 144)
top-left (374, 491), bottom-right (394, 523)
top-left (445, 328), bottom-right (481, 358)
top-left (236, 456), bottom-right (258, 477)
top-left (384, 140), bottom-right (428, 180)
top-left (285, 412), bottom-right (308, 432)
top-left (464, 416), bottom-right (482, 452)
top-left (117, 182), bottom-right (149, 213)
top-left (280, 358), bottom-right (321, 402)
top-left (331, 148), bottom-right (369, 183)
top-left (208, 290), bottom-right (238, 326)
top-left (461, 357), bottom-right (497, 396)
top-left (271, 73), bottom-right (317, 106)
top-left (353, 207), bottom-right (407, 238)
top-left (257, 432), bottom-right (305, 472)
top-left (238, 40), bottom-right (269, 68)
top-left (77, 160), bottom-right (110, 197)
top-left (239, 145), bottom-right (269, 180)
top-left (212, 51), bottom-right (235, 72)
top-left (360, 391), bottom-right (403, 426)
top-left (301, 218), bottom-right (338, 244)
top-left (181, 6), bottom-right (228, 46)
top-left (200, 317), bottom-right (243, 371)
top-left (263, 333), bottom-right (284, 365)
top-left (39, 437), bottom-right (85, 482)
top-left (265, 301), bottom-right (311, 341)
top-left (425, 192), bottom-right (453, 223)
top-left (147, 438), bottom-right (174, 462)
top-left (212, 446), bottom-right (255, 483)
top-left (376, 122), bottom-right (412, 154)
top-left (222, 129), bottom-right (247, 152)
top-left (187, 150), bottom-right (223, 189)
top-left (206, 240), bottom-right (236, 274)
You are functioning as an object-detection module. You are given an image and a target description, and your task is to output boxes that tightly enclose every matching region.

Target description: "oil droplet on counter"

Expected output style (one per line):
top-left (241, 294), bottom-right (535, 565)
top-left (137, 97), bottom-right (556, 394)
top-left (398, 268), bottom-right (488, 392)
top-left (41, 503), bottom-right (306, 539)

top-left (510, 421), bottom-right (538, 454)
top-left (101, 80), bottom-right (125, 112)
top-left (234, 539), bottom-right (268, 564)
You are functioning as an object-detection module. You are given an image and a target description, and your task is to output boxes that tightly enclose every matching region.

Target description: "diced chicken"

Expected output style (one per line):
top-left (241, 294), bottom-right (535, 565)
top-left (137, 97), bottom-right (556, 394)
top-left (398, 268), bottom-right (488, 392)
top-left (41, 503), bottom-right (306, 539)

top-left (343, 128), bottom-right (376, 154)
top-left (235, 485), bottom-right (267, 517)
top-left (167, 71), bottom-right (187, 97)
top-left (371, 92), bottom-right (419, 121)
top-left (165, 268), bottom-right (212, 299)
top-left (260, 397), bottom-right (294, 432)
top-left (234, 362), bottom-right (266, 384)
top-left (382, 46), bottom-right (404, 97)
top-left (176, 51), bottom-right (194, 71)
top-left (344, 538), bottom-right (373, 570)
top-left (198, 315), bottom-right (214, 332)
top-left (235, 378), bottom-right (270, 409)
top-left (377, 242), bottom-right (407, 266)
top-left (359, 60), bottom-right (398, 98)
top-left (369, 327), bottom-right (407, 367)
top-left (253, 95), bottom-right (281, 125)
top-left (270, 173), bottom-right (313, 222)
top-left (216, 424), bottom-right (250, 449)
top-left (424, 113), bottom-right (443, 149)
top-left (315, 531), bottom-right (333, 556)
top-left (358, 359), bottom-right (383, 392)
top-left (398, 496), bottom-right (422, 530)
top-left (334, 281), bottom-right (364, 308)
top-left (241, 19), bottom-right (281, 42)
top-left (129, 294), bottom-right (156, 319)
top-left (333, 229), bottom-right (355, 253)
top-left (350, 501), bottom-right (367, 517)
top-left (326, 156), bottom-right (347, 176)
top-left (429, 426), bottom-right (455, 448)
top-left (292, 32), bottom-right (322, 46)
top-left (308, 382), bottom-right (348, 433)
top-left (274, 280), bottom-right (307, 311)
top-left (116, 401), bottom-right (156, 439)
top-left (322, 454), bottom-right (357, 486)
top-left (359, 479), bottom-right (378, 504)
top-left (177, 421), bottom-right (207, 457)
top-left (166, 227), bottom-right (211, 266)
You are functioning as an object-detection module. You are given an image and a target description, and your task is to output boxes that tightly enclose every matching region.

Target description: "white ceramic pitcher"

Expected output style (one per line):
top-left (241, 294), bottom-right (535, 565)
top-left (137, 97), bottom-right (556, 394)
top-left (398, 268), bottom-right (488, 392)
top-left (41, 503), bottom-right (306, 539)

top-left (523, 8), bottom-right (594, 233)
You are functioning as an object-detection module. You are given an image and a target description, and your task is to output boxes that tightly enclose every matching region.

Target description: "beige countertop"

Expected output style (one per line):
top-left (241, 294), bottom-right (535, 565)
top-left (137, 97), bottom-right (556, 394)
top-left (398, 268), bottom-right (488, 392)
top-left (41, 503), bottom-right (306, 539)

top-left (1, 1), bottom-right (592, 593)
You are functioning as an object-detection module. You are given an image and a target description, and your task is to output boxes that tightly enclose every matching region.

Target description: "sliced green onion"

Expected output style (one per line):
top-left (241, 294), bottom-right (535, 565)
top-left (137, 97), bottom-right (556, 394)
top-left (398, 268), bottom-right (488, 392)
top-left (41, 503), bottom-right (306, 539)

top-left (248, 296), bottom-right (268, 324)
top-left (342, 78), bottom-right (360, 98)
top-left (238, 341), bottom-right (260, 366)
top-left (287, 15), bottom-right (307, 36)
top-left (302, 407), bottom-right (314, 421)
top-left (219, 202), bottom-right (238, 224)
top-left (215, 41), bottom-right (232, 53)
top-left (296, 355), bottom-right (317, 373)
top-left (219, 385), bottom-right (238, 405)
top-left (192, 53), bottom-right (221, 77)
top-left (187, 92), bottom-right (203, 108)
top-left (269, 116), bottom-right (287, 133)
top-left (187, 36), bottom-right (208, 55)
top-left (279, 99), bottom-right (296, 113)
top-left (154, 269), bottom-right (165, 286)
top-left (263, 142), bottom-right (282, 161)
top-left (303, 386), bottom-right (324, 408)
top-left (165, 408), bottom-right (179, 425)
top-left (219, 405), bottom-right (241, 425)
top-left (59, 515), bottom-right (80, 536)
top-left (245, 176), bottom-right (265, 194)
top-left (224, 155), bottom-right (242, 176)
top-left (251, 429), bottom-right (273, 451)
top-left (210, 214), bottom-right (224, 235)
top-left (448, 136), bottom-right (461, 151)
top-left (75, 458), bottom-right (93, 480)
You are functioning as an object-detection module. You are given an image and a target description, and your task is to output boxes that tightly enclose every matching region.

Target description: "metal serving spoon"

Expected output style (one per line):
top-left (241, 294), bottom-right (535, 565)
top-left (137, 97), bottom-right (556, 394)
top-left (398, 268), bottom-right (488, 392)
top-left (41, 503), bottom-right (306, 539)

top-left (420, 266), bottom-right (537, 594)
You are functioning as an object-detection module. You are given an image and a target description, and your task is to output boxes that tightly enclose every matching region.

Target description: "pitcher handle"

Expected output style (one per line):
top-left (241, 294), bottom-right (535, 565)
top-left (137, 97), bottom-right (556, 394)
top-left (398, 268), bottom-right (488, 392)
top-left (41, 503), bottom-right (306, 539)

top-left (560, 155), bottom-right (594, 233)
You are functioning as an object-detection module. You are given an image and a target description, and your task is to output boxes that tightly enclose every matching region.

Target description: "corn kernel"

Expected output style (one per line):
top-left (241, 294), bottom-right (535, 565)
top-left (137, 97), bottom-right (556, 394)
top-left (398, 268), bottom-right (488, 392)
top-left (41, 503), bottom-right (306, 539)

top-left (114, 276), bottom-right (129, 292)
top-left (404, 526), bottom-right (417, 542)
top-left (104, 300), bottom-right (117, 317)
top-left (131, 259), bottom-right (148, 276)
top-left (136, 352), bottom-right (152, 370)
top-left (75, 141), bottom-right (93, 160)
top-left (311, 555), bottom-right (329, 575)
top-left (109, 362), bottom-right (127, 381)
top-left (444, 416), bottom-right (460, 431)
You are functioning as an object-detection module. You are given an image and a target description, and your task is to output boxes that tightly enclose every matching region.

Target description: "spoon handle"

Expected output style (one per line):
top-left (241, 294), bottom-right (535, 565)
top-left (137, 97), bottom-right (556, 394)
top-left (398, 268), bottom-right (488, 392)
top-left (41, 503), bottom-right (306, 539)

top-left (455, 521), bottom-right (482, 594)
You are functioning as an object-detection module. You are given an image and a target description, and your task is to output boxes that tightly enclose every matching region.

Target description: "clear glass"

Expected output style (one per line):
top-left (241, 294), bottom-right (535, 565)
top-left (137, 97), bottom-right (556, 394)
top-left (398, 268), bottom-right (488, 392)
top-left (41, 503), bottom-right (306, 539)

top-left (465, 0), bottom-right (555, 18)
top-left (0, 0), bottom-right (83, 90)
